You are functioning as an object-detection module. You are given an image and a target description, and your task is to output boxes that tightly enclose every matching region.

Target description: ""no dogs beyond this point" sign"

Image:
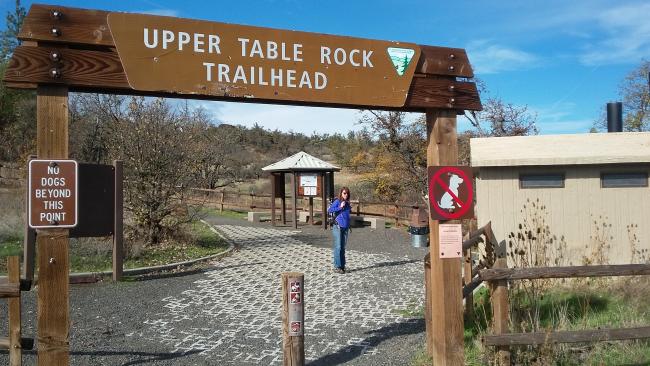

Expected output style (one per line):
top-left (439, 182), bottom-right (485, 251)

top-left (29, 160), bottom-right (78, 229)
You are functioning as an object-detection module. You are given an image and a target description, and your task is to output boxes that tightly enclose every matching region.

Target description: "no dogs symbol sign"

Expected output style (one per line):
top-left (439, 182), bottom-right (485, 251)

top-left (428, 166), bottom-right (474, 220)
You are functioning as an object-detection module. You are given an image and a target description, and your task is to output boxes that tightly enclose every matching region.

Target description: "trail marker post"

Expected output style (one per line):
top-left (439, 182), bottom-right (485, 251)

top-left (281, 272), bottom-right (305, 366)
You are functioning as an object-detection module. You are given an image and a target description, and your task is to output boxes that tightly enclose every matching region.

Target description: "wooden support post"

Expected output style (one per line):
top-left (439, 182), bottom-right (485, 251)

top-left (490, 257), bottom-right (510, 365)
top-left (321, 173), bottom-right (326, 230)
top-left (464, 220), bottom-right (478, 317)
top-left (271, 174), bottom-right (277, 226)
top-left (8, 256), bottom-right (22, 366)
top-left (281, 272), bottom-right (305, 366)
top-left (308, 197), bottom-right (314, 225)
top-left (36, 85), bottom-right (70, 366)
top-left (291, 172), bottom-right (298, 229)
top-left (112, 160), bottom-right (123, 281)
top-left (426, 109), bottom-right (464, 366)
top-left (23, 156), bottom-right (36, 285)
top-left (424, 254), bottom-right (433, 357)
top-left (394, 204), bottom-right (399, 227)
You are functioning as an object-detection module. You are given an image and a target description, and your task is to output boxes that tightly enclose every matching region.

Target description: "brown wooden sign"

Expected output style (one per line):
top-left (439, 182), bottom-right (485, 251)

top-left (4, 4), bottom-right (482, 112)
top-left (108, 13), bottom-right (420, 107)
top-left (29, 159), bottom-right (78, 228)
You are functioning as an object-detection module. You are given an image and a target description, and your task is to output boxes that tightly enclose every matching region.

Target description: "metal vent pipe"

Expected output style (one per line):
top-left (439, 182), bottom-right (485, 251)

top-left (606, 102), bottom-right (623, 132)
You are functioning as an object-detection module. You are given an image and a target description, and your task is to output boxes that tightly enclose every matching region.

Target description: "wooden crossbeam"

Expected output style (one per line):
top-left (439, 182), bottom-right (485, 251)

top-left (479, 264), bottom-right (650, 281)
top-left (483, 326), bottom-right (650, 346)
top-left (4, 45), bottom-right (481, 111)
top-left (0, 337), bottom-right (34, 350)
top-left (20, 5), bottom-right (474, 78)
top-left (0, 283), bottom-right (20, 298)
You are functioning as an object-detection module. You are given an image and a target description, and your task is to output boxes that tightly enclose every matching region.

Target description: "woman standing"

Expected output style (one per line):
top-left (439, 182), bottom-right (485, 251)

top-left (328, 187), bottom-right (352, 274)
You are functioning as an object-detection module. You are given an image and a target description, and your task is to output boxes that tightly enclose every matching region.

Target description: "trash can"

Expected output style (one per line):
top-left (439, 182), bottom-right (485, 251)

top-left (409, 206), bottom-right (429, 248)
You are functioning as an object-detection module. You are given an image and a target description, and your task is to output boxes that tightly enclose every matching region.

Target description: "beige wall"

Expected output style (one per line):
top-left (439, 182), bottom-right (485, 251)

top-left (476, 164), bottom-right (650, 265)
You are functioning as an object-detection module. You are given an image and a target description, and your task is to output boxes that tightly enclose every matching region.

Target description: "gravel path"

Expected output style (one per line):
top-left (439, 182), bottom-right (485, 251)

top-left (0, 216), bottom-right (430, 365)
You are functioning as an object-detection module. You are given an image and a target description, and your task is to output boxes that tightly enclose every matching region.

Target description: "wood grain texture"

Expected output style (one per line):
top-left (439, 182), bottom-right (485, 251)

top-left (36, 229), bottom-right (70, 366)
top-left (426, 110), bottom-right (464, 366)
top-left (407, 77), bottom-right (481, 111)
top-left (8, 256), bottom-right (22, 366)
top-left (36, 85), bottom-right (70, 366)
top-left (5, 46), bottom-right (482, 111)
top-left (483, 326), bottom-right (650, 346)
top-left (5, 46), bottom-right (127, 89)
top-left (416, 46), bottom-right (473, 78)
top-left (0, 283), bottom-right (20, 298)
top-left (424, 254), bottom-right (433, 357)
top-left (480, 264), bottom-right (650, 281)
top-left (19, 4), bottom-right (112, 46)
top-left (489, 258), bottom-right (510, 365)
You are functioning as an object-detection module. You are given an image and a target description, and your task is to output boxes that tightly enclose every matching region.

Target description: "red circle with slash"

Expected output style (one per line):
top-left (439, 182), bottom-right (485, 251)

top-left (429, 166), bottom-right (473, 220)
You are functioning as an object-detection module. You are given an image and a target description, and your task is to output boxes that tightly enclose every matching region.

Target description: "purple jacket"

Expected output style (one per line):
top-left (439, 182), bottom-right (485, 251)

top-left (328, 199), bottom-right (351, 228)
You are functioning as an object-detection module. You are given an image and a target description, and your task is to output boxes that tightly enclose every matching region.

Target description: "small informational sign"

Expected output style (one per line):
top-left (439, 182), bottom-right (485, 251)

top-left (299, 175), bottom-right (317, 187)
top-left (439, 224), bottom-right (463, 258)
top-left (287, 276), bottom-right (304, 336)
top-left (298, 174), bottom-right (320, 196)
top-left (303, 186), bottom-right (316, 196)
top-left (29, 160), bottom-right (78, 229)
top-left (428, 166), bottom-right (474, 220)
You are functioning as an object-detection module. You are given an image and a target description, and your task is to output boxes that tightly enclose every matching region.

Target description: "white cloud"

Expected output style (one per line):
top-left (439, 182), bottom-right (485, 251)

top-left (136, 9), bottom-right (180, 17)
top-left (466, 41), bottom-right (538, 74)
top-left (579, 3), bottom-right (650, 65)
top-left (194, 101), bottom-right (370, 135)
top-left (532, 103), bottom-right (595, 134)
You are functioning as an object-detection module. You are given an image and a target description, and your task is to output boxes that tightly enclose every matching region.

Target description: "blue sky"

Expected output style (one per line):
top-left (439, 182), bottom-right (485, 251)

top-left (2, 0), bottom-right (648, 135)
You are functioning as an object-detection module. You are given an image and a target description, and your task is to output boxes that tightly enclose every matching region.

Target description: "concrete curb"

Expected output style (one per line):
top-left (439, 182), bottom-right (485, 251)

top-left (68, 219), bottom-right (236, 282)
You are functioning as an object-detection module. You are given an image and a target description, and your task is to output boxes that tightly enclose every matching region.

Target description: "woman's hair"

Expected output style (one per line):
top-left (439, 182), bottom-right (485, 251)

top-left (338, 186), bottom-right (351, 201)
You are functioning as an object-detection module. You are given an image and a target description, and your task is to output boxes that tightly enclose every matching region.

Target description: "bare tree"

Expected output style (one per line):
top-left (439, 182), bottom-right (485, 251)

top-left (358, 111), bottom-right (427, 201)
top-left (107, 97), bottom-right (203, 245)
top-left (593, 60), bottom-right (649, 132)
top-left (464, 97), bottom-right (539, 137)
top-left (620, 60), bottom-right (649, 131)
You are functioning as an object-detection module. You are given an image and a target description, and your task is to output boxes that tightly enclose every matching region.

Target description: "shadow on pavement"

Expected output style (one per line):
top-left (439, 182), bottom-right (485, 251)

top-left (347, 259), bottom-right (421, 273)
top-left (307, 318), bottom-right (425, 366)
top-left (2, 349), bottom-right (203, 365)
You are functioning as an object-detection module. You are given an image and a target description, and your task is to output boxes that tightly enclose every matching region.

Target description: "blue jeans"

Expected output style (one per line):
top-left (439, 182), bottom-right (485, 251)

top-left (332, 225), bottom-right (349, 269)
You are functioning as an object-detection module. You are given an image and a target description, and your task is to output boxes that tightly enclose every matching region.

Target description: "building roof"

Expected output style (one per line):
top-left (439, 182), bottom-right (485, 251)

top-left (471, 132), bottom-right (650, 167)
top-left (261, 151), bottom-right (341, 172)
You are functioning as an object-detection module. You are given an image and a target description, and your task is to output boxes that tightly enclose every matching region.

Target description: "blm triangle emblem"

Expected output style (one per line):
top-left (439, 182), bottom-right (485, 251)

top-left (387, 47), bottom-right (415, 76)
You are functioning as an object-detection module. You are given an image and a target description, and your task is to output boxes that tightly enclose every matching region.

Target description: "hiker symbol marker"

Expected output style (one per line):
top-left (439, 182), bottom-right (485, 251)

top-left (428, 166), bottom-right (474, 220)
top-left (290, 321), bottom-right (301, 333)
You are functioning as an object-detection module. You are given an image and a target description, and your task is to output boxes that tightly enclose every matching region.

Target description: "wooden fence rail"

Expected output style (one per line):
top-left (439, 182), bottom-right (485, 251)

top-left (480, 258), bottom-right (650, 364)
top-left (484, 326), bottom-right (650, 346)
top-left (187, 188), bottom-right (421, 226)
top-left (479, 264), bottom-right (650, 281)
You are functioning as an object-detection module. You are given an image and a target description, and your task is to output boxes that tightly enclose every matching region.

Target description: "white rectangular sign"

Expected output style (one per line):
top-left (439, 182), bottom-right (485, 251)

top-left (300, 174), bottom-right (317, 187)
top-left (439, 224), bottom-right (462, 258)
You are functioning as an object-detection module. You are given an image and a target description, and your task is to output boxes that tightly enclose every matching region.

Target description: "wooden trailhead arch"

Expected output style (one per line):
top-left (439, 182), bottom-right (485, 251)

top-left (4, 4), bottom-right (482, 366)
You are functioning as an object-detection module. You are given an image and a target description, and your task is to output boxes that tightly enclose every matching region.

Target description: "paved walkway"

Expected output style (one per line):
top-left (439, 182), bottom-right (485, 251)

top-left (127, 223), bottom-right (426, 365)
top-left (0, 218), bottom-right (429, 365)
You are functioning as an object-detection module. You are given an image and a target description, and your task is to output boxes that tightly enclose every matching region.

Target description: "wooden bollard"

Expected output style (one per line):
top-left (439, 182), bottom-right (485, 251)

top-left (281, 272), bottom-right (304, 366)
top-left (424, 254), bottom-right (433, 357)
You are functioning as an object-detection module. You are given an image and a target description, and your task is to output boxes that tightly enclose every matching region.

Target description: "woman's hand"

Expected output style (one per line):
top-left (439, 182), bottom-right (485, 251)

top-left (340, 201), bottom-right (346, 208)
